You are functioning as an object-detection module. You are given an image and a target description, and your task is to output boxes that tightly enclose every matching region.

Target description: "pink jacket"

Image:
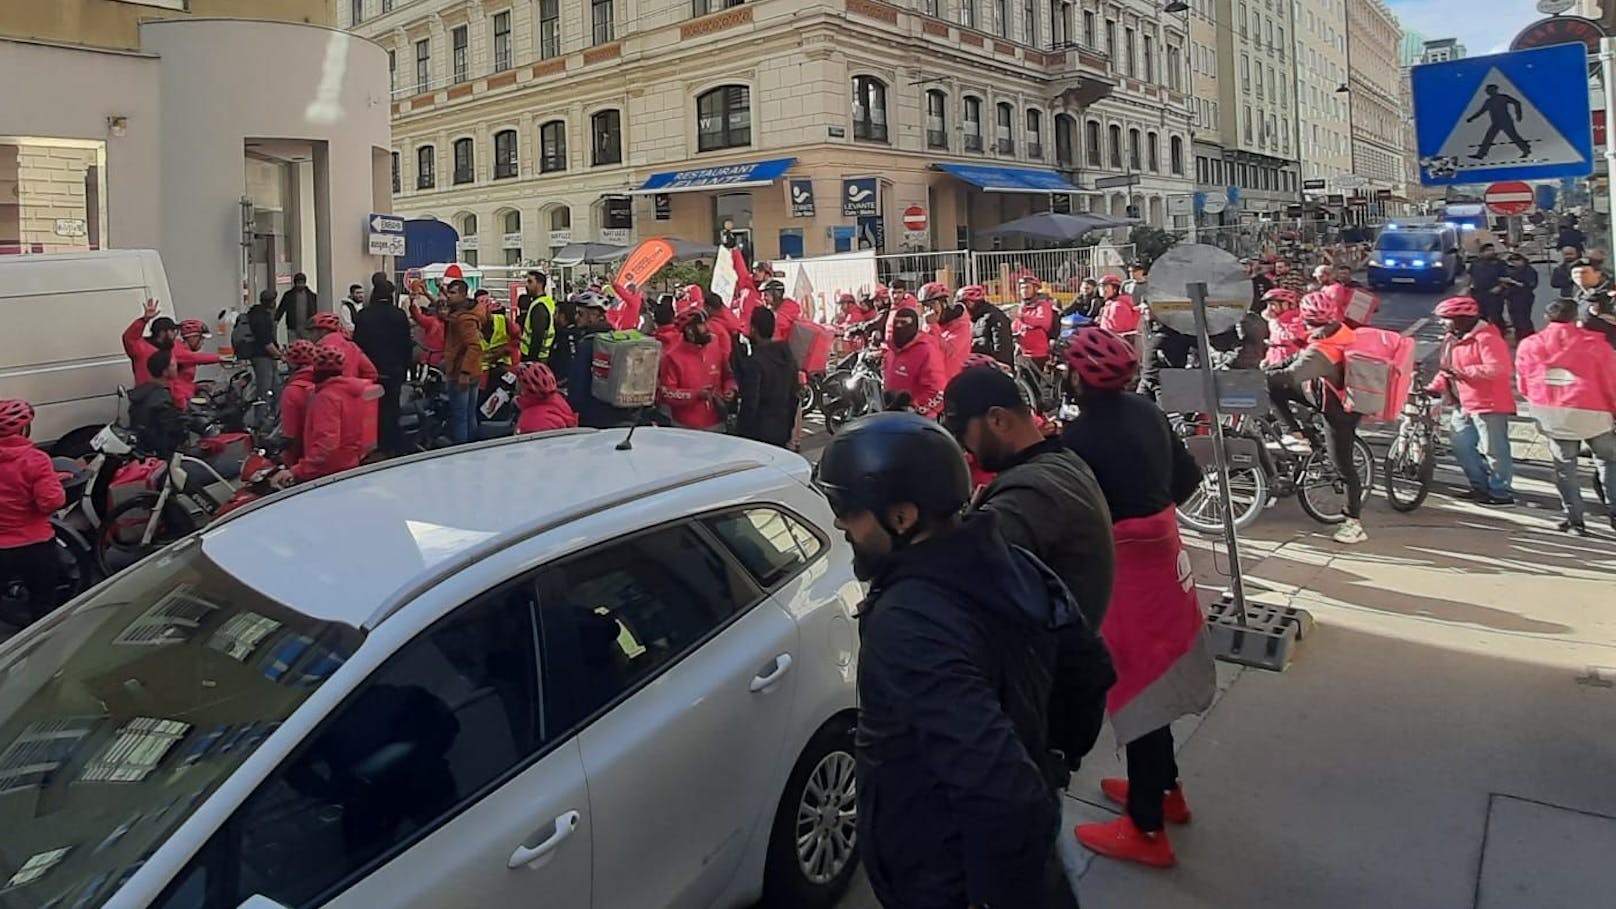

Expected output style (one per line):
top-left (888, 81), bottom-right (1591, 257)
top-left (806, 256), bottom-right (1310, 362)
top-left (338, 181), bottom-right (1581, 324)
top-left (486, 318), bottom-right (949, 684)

top-left (1264, 308), bottom-right (1307, 366)
top-left (1515, 322), bottom-right (1616, 438)
top-left (883, 332), bottom-right (947, 418)
top-left (1430, 322), bottom-right (1516, 415)
top-left (1099, 294), bottom-right (1141, 334)
top-left (0, 435), bottom-right (66, 548)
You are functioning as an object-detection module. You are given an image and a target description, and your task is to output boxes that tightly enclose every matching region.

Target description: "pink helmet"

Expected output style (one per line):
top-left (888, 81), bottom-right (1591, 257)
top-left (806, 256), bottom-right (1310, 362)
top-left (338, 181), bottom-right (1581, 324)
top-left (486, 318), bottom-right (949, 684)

top-left (873, 284), bottom-right (892, 303)
top-left (1298, 291), bottom-right (1341, 325)
top-left (957, 284), bottom-right (987, 305)
top-left (1099, 274), bottom-right (1123, 288)
top-left (311, 344), bottom-right (347, 373)
top-left (311, 312), bottom-right (344, 333)
top-left (518, 361), bottom-right (559, 397)
top-left (1434, 296), bottom-right (1480, 319)
top-left (673, 308), bottom-right (707, 332)
top-left (178, 319), bottom-right (210, 339)
top-left (962, 352), bottom-right (1009, 374)
top-left (0, 399), bottom-right (34, 437)
top-left (1063, 327), bottom-right (1138, 391)
top-left (1261, 287), bottom-right (1301, 309)
top-left (919, 281), bottom-right (950, 303)
top-left (1018, 273), bottom-right (1042, 286)
top-left (283, 339), bottom-right (318, 367)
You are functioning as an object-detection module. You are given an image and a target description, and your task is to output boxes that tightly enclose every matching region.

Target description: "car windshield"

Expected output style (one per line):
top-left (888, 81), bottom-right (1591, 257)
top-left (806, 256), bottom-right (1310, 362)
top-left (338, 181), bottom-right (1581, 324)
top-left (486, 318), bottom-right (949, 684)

top-left (0, 540), bottom-right (362, 909)
top-left (1377, 232), bottom-right (1441, 252)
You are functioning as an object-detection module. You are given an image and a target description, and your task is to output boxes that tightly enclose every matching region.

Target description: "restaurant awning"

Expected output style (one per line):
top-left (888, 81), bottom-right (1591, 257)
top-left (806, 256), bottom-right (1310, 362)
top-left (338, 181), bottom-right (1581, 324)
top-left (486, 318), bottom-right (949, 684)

top-left (629, 157), bottom-right (797, 195)
top-left (932, 162), bottom-right (1084, 193)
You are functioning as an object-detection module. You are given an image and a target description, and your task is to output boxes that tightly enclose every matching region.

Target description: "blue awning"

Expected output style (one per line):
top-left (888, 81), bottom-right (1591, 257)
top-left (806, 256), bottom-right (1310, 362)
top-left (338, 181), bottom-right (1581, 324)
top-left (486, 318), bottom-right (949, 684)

top-left (932, 162), bottom-right (1084, 193)
top-left (631, 157), bottom-right (797, 195)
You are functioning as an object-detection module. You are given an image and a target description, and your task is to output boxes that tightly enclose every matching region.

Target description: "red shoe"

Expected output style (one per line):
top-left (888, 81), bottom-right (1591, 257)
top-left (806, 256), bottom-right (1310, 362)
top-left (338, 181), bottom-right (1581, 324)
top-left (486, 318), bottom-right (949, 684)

top-left (1074, 816), bottom-right (1176, 868)
top-left (1099, 778), bottom-right (1193, 824)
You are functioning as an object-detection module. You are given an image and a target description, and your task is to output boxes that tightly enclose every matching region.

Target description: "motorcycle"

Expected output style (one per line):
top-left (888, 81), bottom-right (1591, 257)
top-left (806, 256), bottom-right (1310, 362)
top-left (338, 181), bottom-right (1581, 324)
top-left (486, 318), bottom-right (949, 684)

top-left (400, 365), bottom-right (453, 451)
top-left (820, 348), bottom-right (886, 434)
top-left (214, 443), bottom-right (287, 518)
top-left (95, 443), bottom-right (236, 576)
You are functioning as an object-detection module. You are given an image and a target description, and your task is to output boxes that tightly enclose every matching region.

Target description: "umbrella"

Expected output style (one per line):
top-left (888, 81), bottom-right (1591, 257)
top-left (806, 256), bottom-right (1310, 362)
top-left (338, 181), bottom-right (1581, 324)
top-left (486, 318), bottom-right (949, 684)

top-left (601, 237), bottom-right (716, 263)
top-left (550, 241), bottom-right (628, 266)
top-left (980, 212), bottom-right (1139, 243)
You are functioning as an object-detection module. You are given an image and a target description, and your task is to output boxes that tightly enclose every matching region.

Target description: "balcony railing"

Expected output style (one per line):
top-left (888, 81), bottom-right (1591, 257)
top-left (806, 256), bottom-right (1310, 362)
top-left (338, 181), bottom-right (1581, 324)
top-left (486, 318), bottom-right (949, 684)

top-left (964, 134), bottom-right (984, 152)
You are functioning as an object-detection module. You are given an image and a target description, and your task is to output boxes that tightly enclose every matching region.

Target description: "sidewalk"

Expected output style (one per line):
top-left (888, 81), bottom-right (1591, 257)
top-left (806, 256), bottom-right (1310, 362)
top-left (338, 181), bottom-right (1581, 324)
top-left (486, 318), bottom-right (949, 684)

top-left (1061, 488), bottom-right (1616, 907)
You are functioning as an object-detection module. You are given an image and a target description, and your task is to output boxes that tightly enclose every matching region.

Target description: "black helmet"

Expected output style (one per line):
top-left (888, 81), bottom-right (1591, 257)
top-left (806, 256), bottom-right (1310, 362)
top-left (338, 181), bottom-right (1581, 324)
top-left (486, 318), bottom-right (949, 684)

top-left (762, 279), bottom-right (786, 295)
top-left (815, 413), bottom-right (970, 523)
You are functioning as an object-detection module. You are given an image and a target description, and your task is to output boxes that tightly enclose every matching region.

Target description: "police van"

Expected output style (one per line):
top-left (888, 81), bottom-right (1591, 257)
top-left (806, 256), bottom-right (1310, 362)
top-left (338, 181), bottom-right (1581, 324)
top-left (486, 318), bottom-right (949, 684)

top-left (1366, 223), bottom-right (1461, 291)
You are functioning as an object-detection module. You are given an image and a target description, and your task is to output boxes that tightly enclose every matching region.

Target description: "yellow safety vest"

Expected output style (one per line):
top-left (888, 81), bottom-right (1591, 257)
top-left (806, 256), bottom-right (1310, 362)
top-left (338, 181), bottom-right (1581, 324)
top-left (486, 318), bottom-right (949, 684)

top-left (520, 294), bottom-right (558, 360)
top-left (482, 313), bottom-right (512, 369)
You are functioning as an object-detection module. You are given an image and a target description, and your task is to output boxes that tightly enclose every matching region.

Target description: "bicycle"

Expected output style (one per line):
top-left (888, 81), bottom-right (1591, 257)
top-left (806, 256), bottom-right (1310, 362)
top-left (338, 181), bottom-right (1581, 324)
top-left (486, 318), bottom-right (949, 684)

top-left (1175, 409), bottom-right (1376, 534)
top-left (1383, 387), bottom-right (1442, 512)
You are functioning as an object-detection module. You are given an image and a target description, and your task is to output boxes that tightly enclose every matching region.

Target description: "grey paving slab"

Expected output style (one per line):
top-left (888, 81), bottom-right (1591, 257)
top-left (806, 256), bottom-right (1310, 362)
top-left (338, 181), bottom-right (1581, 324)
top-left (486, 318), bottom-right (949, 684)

top-left (1475, 796), bottom-right (1616, 909)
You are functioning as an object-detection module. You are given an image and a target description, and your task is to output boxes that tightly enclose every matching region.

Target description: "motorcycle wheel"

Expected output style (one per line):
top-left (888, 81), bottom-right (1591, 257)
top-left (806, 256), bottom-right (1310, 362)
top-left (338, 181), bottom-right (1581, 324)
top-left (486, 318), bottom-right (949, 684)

top-left (96, 493), bottom-right (197, 577)
top-left (799, 379), bottom-right (822, 417)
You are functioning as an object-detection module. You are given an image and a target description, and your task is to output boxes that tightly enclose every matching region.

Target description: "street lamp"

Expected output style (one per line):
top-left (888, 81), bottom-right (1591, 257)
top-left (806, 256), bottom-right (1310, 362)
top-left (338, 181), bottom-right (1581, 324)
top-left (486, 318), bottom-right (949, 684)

top-left (1163, 1), bottom-right (1190, 11)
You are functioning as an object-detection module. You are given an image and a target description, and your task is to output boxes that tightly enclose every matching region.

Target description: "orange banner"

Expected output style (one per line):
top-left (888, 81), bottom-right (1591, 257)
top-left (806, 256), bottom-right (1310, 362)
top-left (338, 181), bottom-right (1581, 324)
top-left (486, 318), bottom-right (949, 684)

top-left (612, 238), bottom-right (675, 299)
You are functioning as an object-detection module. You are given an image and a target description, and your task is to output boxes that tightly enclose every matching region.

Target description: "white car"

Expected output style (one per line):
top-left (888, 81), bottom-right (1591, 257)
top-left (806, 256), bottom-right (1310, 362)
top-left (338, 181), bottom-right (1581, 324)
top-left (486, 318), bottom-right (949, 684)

top-left (0, 429), bottom-right (864, 909)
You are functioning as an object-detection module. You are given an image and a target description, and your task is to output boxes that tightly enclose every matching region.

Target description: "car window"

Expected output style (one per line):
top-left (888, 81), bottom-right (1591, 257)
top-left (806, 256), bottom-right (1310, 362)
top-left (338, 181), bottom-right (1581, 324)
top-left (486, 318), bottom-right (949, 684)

top-left (0, 540), bottom-right (361, 909)
top-left (1377, 232), bottom-right (1440, 252)
top-left (702, 508), bottom-right (825, 588)
top-left (205, 579), bottom-right (547, 909)
top-left (541, 524), bottom-right (757, 725)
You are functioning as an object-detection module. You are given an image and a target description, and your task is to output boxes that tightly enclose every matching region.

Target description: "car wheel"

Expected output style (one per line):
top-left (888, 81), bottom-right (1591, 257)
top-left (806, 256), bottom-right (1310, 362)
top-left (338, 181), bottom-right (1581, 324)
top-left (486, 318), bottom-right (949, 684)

top-left (762, 716), bottom-right (859, 908)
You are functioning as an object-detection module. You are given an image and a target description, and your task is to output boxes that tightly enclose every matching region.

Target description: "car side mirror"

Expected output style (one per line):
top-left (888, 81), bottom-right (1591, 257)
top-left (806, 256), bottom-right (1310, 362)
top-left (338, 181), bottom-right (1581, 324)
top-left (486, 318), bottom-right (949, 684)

top-left (238, 897), bottom-right (292, 909)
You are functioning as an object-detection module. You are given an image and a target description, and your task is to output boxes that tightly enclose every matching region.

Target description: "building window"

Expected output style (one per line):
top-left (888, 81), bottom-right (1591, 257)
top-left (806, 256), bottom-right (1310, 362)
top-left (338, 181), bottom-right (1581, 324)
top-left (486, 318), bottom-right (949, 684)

top-left (350, 0), bottom-right (363, 25)
top-left (924, 0), bottom-right (939, 13)
top-left (964, 97), bottom-right (984, 152)
top-left (387, 49), bottom-right (396, 93)
top-left (540, 0), bottom-right (560, 57)
top-left (461, 213), bottom-right (479, 237)
top-left (1085, 119), bottom-right (1101, 166)
top-left (961, 0), bottom-right (976, 29)
top-left (592, 0), bottom-right (614, 45)
top-left (1055, 113), bottom-right (1075, 166)
top-left (591, 109), bottom-right (622, 165)
top-left (1128, 128), bottom-right (1141, 170)
top-left (1082, 9), bottom-right (1095, 47)
top-left (540, 120), bottom-right (567, 172)
top-left (382, 0), bottom-right (392, 10)
top-left (414, 39), bottom-right (430, 93)
top-left (1107, 124), bottom-right (1122, 168)
top-left (1143, 34), bottom-right (1154, 82)
top-left (416, 145), bottom-right (435, 189)
top-left (692, 0), bottom-right (747, 12)
top-left (995, 102), bottom-right (1014, 154)
top-left (1167, 45), bottom-right (1181, 90)
top-left (453, 137), bottom-right (475, 184)
top-left (925, 90), bottom-right (948, 150)
top-left (696, 85), bottom-right (752, 151)
top-left (1023, 0), bottom-right (1036, 45)
top-left (390, 151), bottom-right (400, 193)
top-left (851, 76), bottom-right (889, 142)
top-left (1104, 19), bottom-right (1115, 57)
top-left (1026, 109), bottom-right (1042, 158)
top-left (1124, 27), bottom-right (1135, 76)
top-left (494, 129), bottom-right (518, 179)
top-left (451, 26), bottom-right (468, 84)
top-left (1146, 130), bottom-right (1159, 172)
top-left (493, 11), bottom-right (512, 72)
top-left (995, 0), bottom-right (1008, 37)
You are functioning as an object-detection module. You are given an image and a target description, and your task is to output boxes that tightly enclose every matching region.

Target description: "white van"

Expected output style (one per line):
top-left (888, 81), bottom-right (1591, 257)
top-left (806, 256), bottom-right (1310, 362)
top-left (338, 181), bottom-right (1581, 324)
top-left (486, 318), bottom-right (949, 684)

top-left (0, 249), bottom-right (175, 447)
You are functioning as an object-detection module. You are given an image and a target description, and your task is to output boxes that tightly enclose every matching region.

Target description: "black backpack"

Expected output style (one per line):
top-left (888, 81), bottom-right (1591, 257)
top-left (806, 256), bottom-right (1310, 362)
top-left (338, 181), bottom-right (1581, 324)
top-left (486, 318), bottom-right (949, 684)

top-left (231, 311), bottom-right (257, 354)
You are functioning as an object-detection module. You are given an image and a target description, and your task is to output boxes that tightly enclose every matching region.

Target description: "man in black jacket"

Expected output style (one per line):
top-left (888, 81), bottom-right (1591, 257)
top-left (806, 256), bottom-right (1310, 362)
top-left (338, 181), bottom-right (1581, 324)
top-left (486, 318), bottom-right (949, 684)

top-left (966, 291), bottom-right (1015, 366)
top-left (734, 307), bottom-right (798, 448)
top-left (1499, 251), bottom-right (1540, 340)
top-left (1550, 245), bottom-right (1581, 300)
top-left (352, 279), bottom-right (413, 453)
top-left (129, 349), bottom-right (187, 459)
top-left (243, 289), bottom-right (282, 404)
top-left (816, 413), bottom-right (1083, 909)
top-left (945, 365), bottom-right (1115, 626)
top-left (1467, 244), bottom-right (1508, 329)
top-left (276, 272), bottom-right (318, 340)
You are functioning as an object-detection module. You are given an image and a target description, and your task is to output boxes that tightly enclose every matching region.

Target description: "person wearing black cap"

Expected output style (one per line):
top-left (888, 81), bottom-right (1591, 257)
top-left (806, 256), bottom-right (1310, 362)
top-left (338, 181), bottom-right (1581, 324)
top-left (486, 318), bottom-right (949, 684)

top-left (944, 365), bottom-right (1116, 628)
top-left (121, 298), bottom-right (179, 386)
top-left (241, 288), bottom-right (283, 404)
top-left (815, 412), bottom-right (1084, 909)
top-left (564, 294), bottom-right (640, 428)
top-left (734, 307), bottom-right (799, 448)
top-left (1574, 259), bottom-right (1616, 348)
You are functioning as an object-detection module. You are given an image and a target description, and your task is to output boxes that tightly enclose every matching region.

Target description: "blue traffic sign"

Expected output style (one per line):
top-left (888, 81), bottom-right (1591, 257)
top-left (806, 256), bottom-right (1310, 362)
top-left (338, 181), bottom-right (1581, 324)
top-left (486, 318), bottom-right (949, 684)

top-left (1411, 43), bottom-right (1594, 186)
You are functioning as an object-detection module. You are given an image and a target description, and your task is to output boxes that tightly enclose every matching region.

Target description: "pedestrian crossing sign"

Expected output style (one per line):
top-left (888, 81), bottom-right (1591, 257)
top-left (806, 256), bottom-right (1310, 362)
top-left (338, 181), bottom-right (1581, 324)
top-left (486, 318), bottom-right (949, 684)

top-left (1411, 43), bottom-right (1594, 186)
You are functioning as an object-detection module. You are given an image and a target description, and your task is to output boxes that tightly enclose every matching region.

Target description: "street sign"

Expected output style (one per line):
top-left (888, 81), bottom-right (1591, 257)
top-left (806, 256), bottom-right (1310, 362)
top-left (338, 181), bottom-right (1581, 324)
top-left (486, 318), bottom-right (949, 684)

top-left (1536, 0), bottom-right (1575, 13)
top-left (1302, 179), bottom-right (1327, 191)
top-left (1485, 180), bottom-right (1536, 215)
top-left (367, 212), bottom-right (406, 257)
top-left (1374, 188), bottom-right (1394, 201)
top-left (1093, 173), bottom-right (1141, 189)
top-left (902, 205), bottom-right (928, 232)
top-left (1335, 174), bottom-right (1370, 190)
top-left (842, 177), bottom-right (878, 217)
top-left (1412, 43), bottom-right (1595, 186)
top-left (789, 179), bottom-right (816, 218)
top-left (1201, 194), bottom-right (1228, 214)
top-left (1167, 194), bottom-right (1194, 216)
top-left (1511, 15), bottom-right (1607, 53)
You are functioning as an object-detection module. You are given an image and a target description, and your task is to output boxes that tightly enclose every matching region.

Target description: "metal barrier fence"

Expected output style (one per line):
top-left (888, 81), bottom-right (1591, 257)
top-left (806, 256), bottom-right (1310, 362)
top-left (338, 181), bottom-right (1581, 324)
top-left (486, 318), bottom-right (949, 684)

top-left (971, 244), bottom-right (1135, 305)
top-left (874, 250), bottom-right (975, 292)
top-left (1174, 222), bottom-right (1369, 274)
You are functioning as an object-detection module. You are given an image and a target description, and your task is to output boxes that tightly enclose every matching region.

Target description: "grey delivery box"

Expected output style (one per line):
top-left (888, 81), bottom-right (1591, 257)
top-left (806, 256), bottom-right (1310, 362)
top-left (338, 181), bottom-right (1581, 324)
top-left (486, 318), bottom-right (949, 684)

top-left (590, 330), bottom-right (662, 408)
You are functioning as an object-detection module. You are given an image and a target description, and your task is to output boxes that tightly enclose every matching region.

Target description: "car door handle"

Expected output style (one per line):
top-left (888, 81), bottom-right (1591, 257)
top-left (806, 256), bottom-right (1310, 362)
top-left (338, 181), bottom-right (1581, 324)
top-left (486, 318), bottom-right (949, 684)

top-left (749, 653), bottom-right (794, 692)
top-left (507, 810), bottom-right (580, 869)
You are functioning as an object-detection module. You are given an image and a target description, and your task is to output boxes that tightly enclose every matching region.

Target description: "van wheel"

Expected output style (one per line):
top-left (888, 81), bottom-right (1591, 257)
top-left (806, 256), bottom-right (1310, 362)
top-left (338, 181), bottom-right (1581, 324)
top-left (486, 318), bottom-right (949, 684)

top-left (762, 716), bottom-right (859, 908)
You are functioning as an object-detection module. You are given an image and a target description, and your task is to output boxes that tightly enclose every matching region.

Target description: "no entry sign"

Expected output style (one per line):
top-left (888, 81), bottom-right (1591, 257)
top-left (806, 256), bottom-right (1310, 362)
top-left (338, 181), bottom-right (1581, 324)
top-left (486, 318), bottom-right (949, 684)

top-left (1484, 180), bottom-right (1536, 215)
top-left (902, 205), bottom-right (928, 232)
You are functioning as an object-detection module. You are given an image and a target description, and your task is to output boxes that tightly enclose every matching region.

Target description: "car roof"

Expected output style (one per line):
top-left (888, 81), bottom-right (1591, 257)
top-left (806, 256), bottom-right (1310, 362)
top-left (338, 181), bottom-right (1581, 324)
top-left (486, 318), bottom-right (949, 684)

top-left (200, 428), bottom-right (803, 628)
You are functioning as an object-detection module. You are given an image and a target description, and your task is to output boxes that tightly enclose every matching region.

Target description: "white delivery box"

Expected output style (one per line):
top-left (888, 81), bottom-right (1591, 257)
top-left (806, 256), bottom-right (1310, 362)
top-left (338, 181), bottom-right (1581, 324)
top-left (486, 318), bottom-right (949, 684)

top-left (590, 331), bottom-right (661, 408)
top-left (0, 249), bottom-right (176, 446)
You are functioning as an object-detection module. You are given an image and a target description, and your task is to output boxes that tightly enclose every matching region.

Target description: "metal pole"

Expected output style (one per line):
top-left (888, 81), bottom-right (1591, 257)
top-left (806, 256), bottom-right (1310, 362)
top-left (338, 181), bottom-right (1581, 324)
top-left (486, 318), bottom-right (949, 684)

top-left (1602, 37), bottom-right (1616, 250)
top-left (1188, 280), bottom-right (1248, 620)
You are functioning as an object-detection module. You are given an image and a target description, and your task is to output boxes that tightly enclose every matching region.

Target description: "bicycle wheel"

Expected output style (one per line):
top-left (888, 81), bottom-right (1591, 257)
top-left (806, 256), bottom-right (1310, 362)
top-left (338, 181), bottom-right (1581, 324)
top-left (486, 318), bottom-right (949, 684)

top-left (1176, 461), bottom-right (1268, 534)
top-left (1297, 451), bottom-right (1351, 525)
top-left (97, 493), bottom-right (195, 576)
top-left (1383, 434), bottom-right (1434, 513)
